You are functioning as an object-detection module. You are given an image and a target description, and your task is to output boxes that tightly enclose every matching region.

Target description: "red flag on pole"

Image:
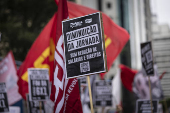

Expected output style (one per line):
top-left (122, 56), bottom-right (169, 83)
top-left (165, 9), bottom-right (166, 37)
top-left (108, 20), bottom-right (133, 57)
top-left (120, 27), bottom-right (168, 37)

top-left (50, 0), bottom-right (83, 112)
top-left (67, 1), bottom-right (129, 79)
top-left (17, 13), bottom-right (57, 100)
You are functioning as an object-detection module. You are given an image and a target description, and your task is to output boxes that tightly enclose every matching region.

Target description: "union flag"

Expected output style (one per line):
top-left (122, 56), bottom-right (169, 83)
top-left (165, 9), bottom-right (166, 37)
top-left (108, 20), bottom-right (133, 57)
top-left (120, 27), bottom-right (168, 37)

top-left (17, 12), bottom-right (57, 100)
top-left (50, 0), bottom-right (83, 112)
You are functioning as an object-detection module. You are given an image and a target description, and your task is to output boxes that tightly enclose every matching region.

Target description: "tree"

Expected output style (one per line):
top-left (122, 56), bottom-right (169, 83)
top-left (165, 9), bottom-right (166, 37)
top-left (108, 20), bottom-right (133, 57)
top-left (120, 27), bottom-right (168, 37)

top-left (0, 0), bottom-right (57, 61)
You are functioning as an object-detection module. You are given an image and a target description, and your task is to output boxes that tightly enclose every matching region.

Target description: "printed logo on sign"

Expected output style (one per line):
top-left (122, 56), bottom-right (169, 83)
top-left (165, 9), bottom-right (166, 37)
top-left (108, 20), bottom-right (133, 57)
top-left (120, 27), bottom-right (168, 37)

top-left (80, 61), bottom-right (90, 73)
top-left (70, 21), bottom-right (82, 28)
top-left (145, 50), bottom-right (152, 63)
top-left (85, 18), bottom-right (92, 23)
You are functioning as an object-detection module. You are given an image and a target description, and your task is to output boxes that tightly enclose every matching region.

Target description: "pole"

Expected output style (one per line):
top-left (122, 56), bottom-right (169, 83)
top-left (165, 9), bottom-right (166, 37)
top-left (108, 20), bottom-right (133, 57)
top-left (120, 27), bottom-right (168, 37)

top-left (163, 99), bottom-right (168, 113)
top-left (87, 75), bottom-right (94, 113)
top-left (148, 76), bottom-right (153, 113)
top-left (102, 107), bottom-right (105, 113)
top-left (39, 101), bottom-right (42, 113)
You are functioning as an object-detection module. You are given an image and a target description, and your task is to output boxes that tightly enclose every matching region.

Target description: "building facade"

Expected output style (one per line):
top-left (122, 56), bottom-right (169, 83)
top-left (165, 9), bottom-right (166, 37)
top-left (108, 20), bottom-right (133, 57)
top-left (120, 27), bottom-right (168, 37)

top-left (152, 15), bottom-right (170, 97)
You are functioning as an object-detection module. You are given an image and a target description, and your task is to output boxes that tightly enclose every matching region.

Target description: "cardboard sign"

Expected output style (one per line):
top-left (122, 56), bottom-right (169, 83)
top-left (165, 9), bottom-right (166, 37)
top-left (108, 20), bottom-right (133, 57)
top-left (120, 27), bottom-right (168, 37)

top-left (9, 106), bottom-right (20, 113)
top-left (62, 12), bottom-right (107, 79)
top-left (26, 94), bottom-right (45, 113)
top-left (0, 83), bottom-right (9, 112)
top-left (141, 41), bottom-right (154, 76)
top-left (79, 76), bottom-right (87, 86)
top-left (93, 80), bottom-right (112, 106)
top-left (28, 68), bottom-right (50, 101)
top-left (136, 99), bottom-right (158, 113)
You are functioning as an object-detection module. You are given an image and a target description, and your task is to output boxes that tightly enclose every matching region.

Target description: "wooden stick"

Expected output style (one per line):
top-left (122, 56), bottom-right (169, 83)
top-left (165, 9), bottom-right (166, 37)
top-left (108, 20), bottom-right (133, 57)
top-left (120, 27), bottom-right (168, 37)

top-left (102, 107), bottom-right (105, 113)
top-left (87, 75), bottom-right (94, 113)
top-left (163, 99), bottom-right (168, 113)
top-left (148, 76), bottom-right (153, 113)
top-left (39, 101), bottom-right (42, 113)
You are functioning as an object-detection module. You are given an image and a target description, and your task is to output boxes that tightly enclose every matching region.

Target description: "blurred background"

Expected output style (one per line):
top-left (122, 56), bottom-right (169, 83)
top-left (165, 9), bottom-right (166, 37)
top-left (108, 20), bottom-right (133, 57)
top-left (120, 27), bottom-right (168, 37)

top-left (0, 0), bottom-right (170, 113)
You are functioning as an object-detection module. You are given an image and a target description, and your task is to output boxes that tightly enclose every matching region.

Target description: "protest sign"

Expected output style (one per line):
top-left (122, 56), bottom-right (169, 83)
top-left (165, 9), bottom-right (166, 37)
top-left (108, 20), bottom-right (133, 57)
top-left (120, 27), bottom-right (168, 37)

top-left (141, 41), bottom-right (155, 113)
top-left (26, 94), bottom-right (45, 113)
top-left (28, 68), bottom-right (50, 101)
top-left (79, 76), bottom-right (87, 86)
top-left (62, 12), bottom-right (107, 79)
top-left (9, 106), bottom-right (20, 113)
top-left (136, 99), bottom-right (158, 113)
top-left (0, 83), bottom-right (9, 112)
top-left (140, 41), bottom-right (154, 76)
top-left (93, 80), bottom-right (112, 106)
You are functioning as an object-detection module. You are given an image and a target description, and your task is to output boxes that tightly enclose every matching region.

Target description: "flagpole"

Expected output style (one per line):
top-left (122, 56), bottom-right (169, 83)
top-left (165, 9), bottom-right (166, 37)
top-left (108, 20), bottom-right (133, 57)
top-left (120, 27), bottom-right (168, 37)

top-left (87, 75), bottom-right (94, 113)
top-left (148, 76), bottom-right (153, 113)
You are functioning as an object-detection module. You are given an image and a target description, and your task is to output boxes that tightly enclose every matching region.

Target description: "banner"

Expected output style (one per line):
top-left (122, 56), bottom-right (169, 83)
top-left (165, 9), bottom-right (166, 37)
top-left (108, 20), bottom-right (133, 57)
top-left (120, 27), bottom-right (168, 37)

top-left (0, 51), bottom-right (22, 105)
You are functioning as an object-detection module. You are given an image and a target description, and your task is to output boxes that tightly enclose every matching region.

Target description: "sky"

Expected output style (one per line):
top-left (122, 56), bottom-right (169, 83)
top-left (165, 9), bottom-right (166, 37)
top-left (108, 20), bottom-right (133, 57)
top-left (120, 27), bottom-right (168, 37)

top-left (150, 0), bottom-right (170, 27)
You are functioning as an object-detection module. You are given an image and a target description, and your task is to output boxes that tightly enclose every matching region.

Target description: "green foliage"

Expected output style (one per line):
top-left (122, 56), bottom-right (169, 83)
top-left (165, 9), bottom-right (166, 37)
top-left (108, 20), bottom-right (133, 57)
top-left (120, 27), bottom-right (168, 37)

top-left (0, 0), bottom-right (57, 61)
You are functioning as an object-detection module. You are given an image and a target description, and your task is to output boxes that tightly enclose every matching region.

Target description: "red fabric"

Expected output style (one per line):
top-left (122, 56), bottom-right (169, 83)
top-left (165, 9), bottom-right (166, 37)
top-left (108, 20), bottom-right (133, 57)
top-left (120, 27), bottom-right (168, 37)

top-left (159, 71), bottom-right (166, 79)
top-left (54, 0), bottom-right (59, 5)
top-left (119, 64), bottom-right (137, 92)
top-left (17, 13), bottom-right (57, 100)
top-left (67, 1), bottom-right (129, 79)
top-left (50, 0), bottom-right (83, 113)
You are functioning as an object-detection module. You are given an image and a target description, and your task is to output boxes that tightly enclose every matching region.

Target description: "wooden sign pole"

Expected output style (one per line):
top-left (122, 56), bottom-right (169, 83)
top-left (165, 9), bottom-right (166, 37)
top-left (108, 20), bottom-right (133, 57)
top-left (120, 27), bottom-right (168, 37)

top-left (102, 107), bottom-right (105, 113)
top-left (148, 76), bottom-right (153, 113)
top-left (87, 75), bottom-right (94, 113)
top-left (39, 101), bottom-right (42, 113)
top-left (163, 99), bottom-right (168, 113)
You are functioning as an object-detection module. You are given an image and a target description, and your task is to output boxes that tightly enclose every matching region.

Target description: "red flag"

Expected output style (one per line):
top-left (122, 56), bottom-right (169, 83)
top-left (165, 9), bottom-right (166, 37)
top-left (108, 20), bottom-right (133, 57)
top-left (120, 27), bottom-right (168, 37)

top-left (0, 51), bottom-right (22, 105)
top-left (17, 13), bottom-right (57, 100)
top-left (119, 64), bottom-right (137, 92)
top-left (67, 1), bottom-right (129, 79)
top-left (50, 0), bottom-right (83, 113)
